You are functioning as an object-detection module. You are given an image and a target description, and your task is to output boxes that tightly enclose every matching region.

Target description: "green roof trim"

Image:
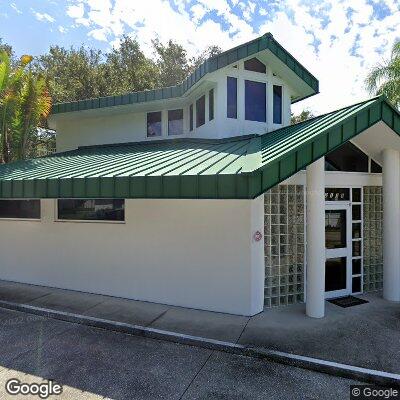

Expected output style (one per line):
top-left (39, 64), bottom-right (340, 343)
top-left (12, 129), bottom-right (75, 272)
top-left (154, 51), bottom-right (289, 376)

top-left (1, 96), bottom-right (398, 199)
top-left (51, 33), bottom-right (319, 115)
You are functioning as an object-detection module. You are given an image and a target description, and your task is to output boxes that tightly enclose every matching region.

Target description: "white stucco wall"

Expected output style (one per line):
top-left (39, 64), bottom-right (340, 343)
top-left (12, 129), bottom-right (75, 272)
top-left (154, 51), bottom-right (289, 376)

top-left (0, 197), bottom-right (265, 316)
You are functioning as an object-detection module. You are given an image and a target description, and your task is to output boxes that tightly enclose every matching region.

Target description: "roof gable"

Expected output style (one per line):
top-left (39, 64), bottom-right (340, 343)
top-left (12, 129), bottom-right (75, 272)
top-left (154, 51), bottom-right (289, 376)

top-left (249, 96), bottom-right (400, 197)
top-left (51, 33), bottom-right (319, 115)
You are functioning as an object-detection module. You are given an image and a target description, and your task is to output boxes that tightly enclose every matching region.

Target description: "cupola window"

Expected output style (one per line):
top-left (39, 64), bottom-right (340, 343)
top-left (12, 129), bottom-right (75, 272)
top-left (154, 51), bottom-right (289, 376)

top-left (147, 111), bottom-right (162, 137)
top-left (245, 80), bottom-right (266, 122)
top-left (168, 109), bottom-right (183, 135)
top-left (227, 77), bottom-right (237, 119)
top-left (273, 85), bottom-right (283, 124)
top-left (196, 95), bottom-right (206, 128)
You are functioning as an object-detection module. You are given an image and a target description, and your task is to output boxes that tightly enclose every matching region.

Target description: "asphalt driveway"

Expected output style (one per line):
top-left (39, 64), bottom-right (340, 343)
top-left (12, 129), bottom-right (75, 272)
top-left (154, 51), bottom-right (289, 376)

top-left (0, 307), bottom-right (359, 399)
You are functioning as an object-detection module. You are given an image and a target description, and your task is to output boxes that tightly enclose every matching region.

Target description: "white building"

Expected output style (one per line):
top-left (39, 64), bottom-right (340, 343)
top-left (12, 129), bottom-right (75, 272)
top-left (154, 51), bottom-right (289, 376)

top-left (0, 33), bottom-right (399, 317)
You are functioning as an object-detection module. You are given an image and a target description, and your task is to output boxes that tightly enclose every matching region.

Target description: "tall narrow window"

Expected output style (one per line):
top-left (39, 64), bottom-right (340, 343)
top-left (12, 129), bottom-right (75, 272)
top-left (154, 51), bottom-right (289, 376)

top-left (147, 111), bottom-right (162, 137)
top-left (245, 80), bottom-right (266, 122)
top-left (209, 89), bottom-right (214, 121)
top-left (227, 77), bottom-right (237, 119)
top-left (273, 85), bottom-right (283, 124)
top-left (196, 95), bottom-right (205, 128)
top-left (168, 109), bottom-right (183, 135)
top-left (189, 104), bottom-right (193, 131)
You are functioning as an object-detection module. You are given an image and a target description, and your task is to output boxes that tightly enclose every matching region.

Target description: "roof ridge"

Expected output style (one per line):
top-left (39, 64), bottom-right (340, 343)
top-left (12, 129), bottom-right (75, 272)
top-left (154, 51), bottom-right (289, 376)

top-left (74, 135), bottom-right (257, 151)
top-left (262, 96), bottom-right (382, 138)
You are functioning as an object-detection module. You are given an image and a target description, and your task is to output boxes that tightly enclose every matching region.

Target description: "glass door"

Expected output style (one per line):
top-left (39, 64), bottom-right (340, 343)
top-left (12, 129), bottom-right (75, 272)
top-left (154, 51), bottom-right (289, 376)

top-left (325, 204), bottom-right (352, 298)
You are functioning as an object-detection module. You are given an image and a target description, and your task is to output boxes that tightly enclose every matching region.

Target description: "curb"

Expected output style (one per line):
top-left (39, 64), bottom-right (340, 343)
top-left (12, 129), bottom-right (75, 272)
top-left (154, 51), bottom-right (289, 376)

top-left (1, 300), bottom-right (399, 387)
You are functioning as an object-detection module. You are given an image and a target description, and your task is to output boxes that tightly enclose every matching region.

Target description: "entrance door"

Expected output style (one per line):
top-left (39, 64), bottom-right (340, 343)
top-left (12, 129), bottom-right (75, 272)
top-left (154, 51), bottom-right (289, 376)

top-left (325, 204), bottom-right (352, 298)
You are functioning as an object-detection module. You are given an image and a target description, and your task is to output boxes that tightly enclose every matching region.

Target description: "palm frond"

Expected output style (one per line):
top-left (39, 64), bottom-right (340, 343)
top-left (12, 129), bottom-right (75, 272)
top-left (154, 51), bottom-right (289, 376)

top-left (365, 39), bottom-right (400, 109)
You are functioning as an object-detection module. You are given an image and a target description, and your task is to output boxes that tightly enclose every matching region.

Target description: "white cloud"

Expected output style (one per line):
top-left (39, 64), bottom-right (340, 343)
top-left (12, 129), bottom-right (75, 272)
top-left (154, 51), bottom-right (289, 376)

top-left (258, 0), bottom-right (400, 114)
top-left (88, 28), bottom-right (108, 41)
top-left (64, 0), bottom-right (400, 114)
top-left (10, 3), bottom-right (22, 14)
top-left (66, 3), bottom-right (85, 19)
top-left (191, 3), bottom-right (207, 23)
top-left (58, 25), bottom-right (67, 34)
top-left (33, 11), bottom-right (55, 23)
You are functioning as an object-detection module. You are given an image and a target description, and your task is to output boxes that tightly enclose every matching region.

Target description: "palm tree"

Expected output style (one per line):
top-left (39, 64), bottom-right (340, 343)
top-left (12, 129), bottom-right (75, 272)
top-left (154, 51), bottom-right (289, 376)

top-left (0, 51), bottom-right (51, 162)
top-left (366, 40), bottom-right (400, 109)
top-left (0, 52), bottom-right (27, 162)
top-left (12, 71), bottom-right (52, 160)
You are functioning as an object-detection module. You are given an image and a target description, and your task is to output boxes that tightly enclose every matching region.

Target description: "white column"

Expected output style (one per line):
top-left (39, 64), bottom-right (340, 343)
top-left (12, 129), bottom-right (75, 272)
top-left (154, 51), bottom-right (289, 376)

top-left (382, 149), bottom-right (400, 302)
top-left (306, 157), bottom-right (326, 318)
top-left (249, 195), bottom-right (265, 315)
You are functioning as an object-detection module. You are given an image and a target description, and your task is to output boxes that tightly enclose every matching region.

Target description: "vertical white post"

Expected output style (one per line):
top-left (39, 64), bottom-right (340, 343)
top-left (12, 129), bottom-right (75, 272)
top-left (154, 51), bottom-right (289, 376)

top-left (382, 149), bottom-right (400, 302)
top-left (249, 195), bottom-right (265, 315)
top-left (306, 157), bottom-right (326, 318)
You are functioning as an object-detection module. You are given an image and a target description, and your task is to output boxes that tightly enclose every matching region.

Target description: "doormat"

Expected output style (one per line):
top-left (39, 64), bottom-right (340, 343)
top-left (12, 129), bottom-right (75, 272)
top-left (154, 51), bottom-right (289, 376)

top-left (328, 296), bottom-right (369, 308)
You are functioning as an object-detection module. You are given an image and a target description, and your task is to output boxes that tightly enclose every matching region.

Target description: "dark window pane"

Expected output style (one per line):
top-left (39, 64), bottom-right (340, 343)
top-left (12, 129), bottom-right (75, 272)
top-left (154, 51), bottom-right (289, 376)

top-left (244, 57), bottom-right (266, 73)
top-left (352, 188), bottom-right (361, 202)
top-left (352, 204), bottom-right (361, 220)
top-left (0, 200), bottom-right (40, 219)
top-left (325, 142), bottom-right (368, 172)
top-left (352, 258), bottom-right (361, 275)
top-left (352, 223), bottom-right (361, 239)
top-left (245, 80), bottom-right (266, 122)
top-left (325, 210), bottom-right (346, 249)
top-left (58, 199), bottom-right (125, 221)
top-left (325, 188), bottom-right (350, 201)
top-left (352, 276), bottom-right (361, 293)
top-left (352, 240), bottom-right (361, 257)
top-left (147, 112), bottom-right (162, 137)
top-left (189, 104), bottom-right (193, 131)
top-left (371, 159), bottom-right (382, 173)
top-left (168, 109), bottom-right (183, 135)
top-left (325, 257), bottom-right (347, 292)
top-left (227, 77), bottom-right (237, 119)
top-left (273, 85), bottom-right (282, 124)
top-left (209, 89), bottom-right (214, 121)
top-left (196, 95), bottom-right (205, 128)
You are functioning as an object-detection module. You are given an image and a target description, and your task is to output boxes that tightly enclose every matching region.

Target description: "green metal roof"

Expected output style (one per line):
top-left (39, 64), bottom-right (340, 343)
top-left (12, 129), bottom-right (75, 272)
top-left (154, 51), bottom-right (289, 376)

top-left (0, 96), bottom-right (398, 199)
top-left (51, 33), bottom-right (319, 115)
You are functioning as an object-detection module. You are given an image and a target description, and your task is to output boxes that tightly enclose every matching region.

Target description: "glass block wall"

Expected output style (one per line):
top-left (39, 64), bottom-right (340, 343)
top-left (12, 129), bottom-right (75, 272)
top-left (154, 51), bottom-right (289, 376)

top-left (264, 185), bottom-right (305, 308)
top-left (363, 186), bottom-right (383, 292)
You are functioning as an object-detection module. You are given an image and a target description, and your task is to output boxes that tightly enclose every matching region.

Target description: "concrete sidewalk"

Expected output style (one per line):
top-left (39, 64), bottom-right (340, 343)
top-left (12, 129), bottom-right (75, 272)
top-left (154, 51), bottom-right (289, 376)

top-left (0, 280), bottom-right (399, 375)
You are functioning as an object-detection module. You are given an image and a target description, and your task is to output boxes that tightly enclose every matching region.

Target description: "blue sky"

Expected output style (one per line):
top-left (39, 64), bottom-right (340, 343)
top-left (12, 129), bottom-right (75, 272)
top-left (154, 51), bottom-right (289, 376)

top-left (0, 0), bottom-right (399, 114)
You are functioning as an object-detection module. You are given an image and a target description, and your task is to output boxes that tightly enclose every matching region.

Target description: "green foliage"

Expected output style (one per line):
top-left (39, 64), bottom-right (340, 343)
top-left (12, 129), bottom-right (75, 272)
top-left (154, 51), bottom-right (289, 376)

top-left (366, 40), bottom-right (400, 109)
top-left (189, 45), bottom-right (222, 72)
top-left (32, 36), bottom-right (220, 103)
top-left (104, 36), bottom-right (158, 94)
top-left (291, 109), bottom-right (314, 125)
top-left (25, 128), bottom-right (56, 159)
top-left (0, 51), bottom-right (51, 162)
top-left (0, 38), bottom-right (13, 59)
top-left (34, 46), bottom-right (108, 103)
top-left (152, 38), bottom-right (190, 87)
